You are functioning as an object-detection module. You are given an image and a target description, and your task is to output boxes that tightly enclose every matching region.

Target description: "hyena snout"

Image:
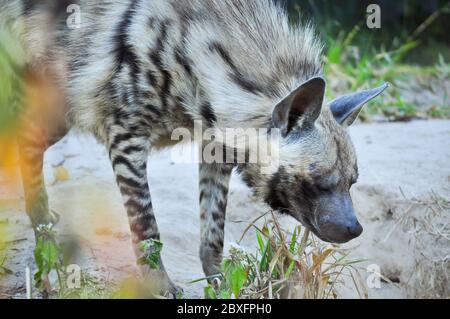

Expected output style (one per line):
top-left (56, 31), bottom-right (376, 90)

top-left (313, 193), bottom-right (363, 244)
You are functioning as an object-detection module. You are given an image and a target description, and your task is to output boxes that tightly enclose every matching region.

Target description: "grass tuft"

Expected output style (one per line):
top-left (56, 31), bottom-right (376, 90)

top-left (201, 212), bottom-right (367, 299)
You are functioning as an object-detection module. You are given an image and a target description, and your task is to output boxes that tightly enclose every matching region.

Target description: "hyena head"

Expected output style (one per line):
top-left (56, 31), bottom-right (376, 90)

top-left (245, 77), bottom-right (388, 243)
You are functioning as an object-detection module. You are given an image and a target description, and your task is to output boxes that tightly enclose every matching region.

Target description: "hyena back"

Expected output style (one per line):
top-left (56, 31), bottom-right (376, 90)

top-left (2, 0), bottom-right (387, 295)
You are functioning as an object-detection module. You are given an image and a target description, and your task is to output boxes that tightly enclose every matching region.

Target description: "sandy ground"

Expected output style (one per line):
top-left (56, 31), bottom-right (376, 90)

top-left (0, 120), bottom-right (449, 299)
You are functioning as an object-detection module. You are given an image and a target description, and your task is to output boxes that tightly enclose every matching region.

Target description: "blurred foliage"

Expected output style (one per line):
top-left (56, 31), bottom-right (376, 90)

top-left (0, 22), bottom-right (24, 133)
top-left (282, 0), bottom-right (450, 65)
top-left (34, 224), bottom-right (64, 296)
top-left (137, 239), bottom-right (164, 269)
top-left (277, 0), bottom-right (450, 121)
top-left (324, 23), bottom-right (450, 121)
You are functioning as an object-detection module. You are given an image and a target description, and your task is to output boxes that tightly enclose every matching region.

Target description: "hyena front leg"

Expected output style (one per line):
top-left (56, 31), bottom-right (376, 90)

top-left (199, 163), bottom-right (233, 278)
top-left (18, 120), bottom-right (63, 235)
top-left (17, 69), bottom-right (68, 234)
top-left (108, 131), bottom-right (178, 296)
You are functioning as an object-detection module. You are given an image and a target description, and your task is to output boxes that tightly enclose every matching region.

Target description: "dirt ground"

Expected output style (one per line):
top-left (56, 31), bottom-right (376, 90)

top-left (0, 120), bottom-right (449, 299)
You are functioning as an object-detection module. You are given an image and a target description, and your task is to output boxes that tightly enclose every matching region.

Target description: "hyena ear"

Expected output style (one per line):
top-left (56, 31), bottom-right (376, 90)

top-left (272, 77), bottom-right (325, 137)
top-left (330, 83), bottom-right (389, 127)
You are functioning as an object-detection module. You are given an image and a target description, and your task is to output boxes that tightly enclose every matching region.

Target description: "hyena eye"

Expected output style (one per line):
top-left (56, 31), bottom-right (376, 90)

top-left (317, 184), bottom-right (332, 192)
top-left (316, 176), bottom-right (339, 192)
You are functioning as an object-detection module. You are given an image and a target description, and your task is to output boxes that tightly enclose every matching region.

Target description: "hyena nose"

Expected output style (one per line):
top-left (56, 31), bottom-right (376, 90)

top-left (347, 220), bottom-right (363, 238)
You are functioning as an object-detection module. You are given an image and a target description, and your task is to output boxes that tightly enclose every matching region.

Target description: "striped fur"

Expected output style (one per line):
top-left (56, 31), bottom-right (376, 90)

top-left (199, 163), bottom-right (233, 277)
top-left (1, 0), bottom-right (380, 294)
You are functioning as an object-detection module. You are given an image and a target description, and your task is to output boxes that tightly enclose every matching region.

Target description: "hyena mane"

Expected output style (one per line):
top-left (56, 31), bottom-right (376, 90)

top-left (12, 0), bottom-right (324, 141)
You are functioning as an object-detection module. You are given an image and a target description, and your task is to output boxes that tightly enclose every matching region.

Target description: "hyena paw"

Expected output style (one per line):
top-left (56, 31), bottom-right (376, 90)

top-left (139, 265), bottom-right (182, 298)
top-left (167, 280), bottom-right (184, 299)
top-left (32, 210), bottom-right (60, 231)
top-left (136, 239), bottom-right (183, 298)
top-left (200, 245), bottom-right (222, 279)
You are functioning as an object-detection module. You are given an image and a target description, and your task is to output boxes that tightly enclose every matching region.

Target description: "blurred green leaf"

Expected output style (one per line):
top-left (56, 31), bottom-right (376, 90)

top-left (229, 264), bottom-right (247, 298)
top-left (138, 239), bottom-right (163, 269)
top-left (204, 285), bottom-right (217, 299)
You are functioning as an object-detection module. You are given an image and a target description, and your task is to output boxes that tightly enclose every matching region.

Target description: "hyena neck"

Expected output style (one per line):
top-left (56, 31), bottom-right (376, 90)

top-left (178, 0), bottom-right (324, 131)
top-left (178, 1), bottom-right (324, 169)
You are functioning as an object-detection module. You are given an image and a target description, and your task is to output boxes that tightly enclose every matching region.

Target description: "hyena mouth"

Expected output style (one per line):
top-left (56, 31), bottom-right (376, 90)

top-left (308, 227), bottom-right (332, 243)
top-left (298, 215), bottom-right (320, 236)
top-left (298, 215), bottom-right (334, 243)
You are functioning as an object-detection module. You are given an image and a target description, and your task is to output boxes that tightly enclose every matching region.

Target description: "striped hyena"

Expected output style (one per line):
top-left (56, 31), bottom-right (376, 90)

top-left (1, 0), bottom-right (387, 295)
